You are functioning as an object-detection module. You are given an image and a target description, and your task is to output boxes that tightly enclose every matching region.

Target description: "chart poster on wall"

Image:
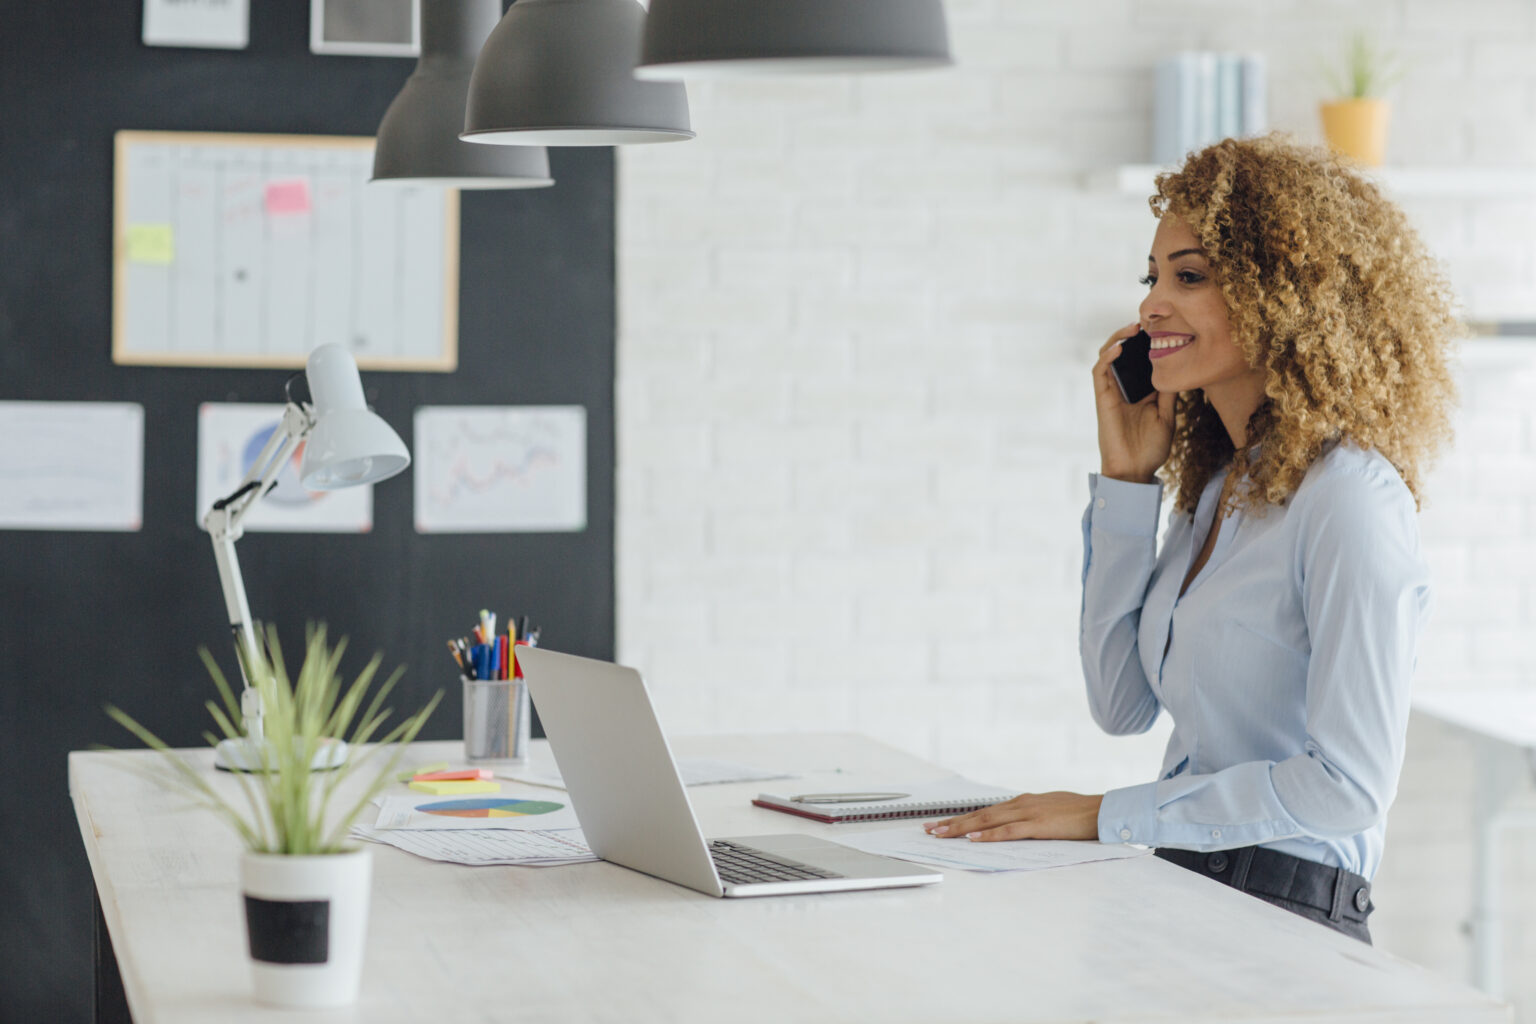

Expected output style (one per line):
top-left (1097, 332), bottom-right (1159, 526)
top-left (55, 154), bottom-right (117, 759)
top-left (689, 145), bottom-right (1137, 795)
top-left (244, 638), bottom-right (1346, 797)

top-left (0, 402), bottom-right (144, 532)
top-left (142, 0), bottom-right (250, 49)
top-left (311, 0), bottom-right (419, 56)
top-left (113, 131), bottom-right (458, 372)
top-left (413, 406), bottom-right (587, 534)
top-left (196, 404), bottom-right (373, 533)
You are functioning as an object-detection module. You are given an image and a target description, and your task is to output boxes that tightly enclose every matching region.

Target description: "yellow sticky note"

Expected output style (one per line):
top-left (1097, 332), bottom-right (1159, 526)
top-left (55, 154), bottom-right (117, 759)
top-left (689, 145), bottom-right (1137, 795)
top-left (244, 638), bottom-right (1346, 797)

top-left (125, 224), bottom-right (175, 265)
top-left (408, 779), bottom-right (501, 796)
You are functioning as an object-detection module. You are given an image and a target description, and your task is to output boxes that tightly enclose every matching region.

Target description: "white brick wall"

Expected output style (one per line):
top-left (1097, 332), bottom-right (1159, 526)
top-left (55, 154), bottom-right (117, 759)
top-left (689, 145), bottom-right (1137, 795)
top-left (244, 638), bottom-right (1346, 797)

top-left (618, 1), bottom-right (1536, 1015)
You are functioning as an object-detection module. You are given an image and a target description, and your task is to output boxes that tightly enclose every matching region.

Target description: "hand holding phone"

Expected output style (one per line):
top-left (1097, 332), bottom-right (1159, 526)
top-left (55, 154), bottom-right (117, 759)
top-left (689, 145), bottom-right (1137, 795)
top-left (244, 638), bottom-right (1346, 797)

top-left (1109, 330), bottom-right (1155, 404)
top-left (1094, 324), bottom-right (1174, 484)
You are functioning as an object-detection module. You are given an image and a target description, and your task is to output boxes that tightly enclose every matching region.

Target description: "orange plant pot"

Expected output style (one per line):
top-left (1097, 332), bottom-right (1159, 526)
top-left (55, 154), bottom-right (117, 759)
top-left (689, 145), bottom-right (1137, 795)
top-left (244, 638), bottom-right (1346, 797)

top-left (1319, 98), bottom-right (1391, 166)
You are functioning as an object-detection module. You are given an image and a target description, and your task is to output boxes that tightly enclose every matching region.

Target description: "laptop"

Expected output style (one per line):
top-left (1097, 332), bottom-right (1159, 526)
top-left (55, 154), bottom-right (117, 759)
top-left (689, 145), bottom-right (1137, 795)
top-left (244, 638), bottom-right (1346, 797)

top-left (516, 647), bottom-right (943, 898)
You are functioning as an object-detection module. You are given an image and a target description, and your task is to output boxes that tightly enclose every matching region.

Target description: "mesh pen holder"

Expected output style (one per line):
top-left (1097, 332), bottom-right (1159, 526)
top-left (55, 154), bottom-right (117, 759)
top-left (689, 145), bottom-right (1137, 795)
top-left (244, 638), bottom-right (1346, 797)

top-left (462, 675), bottom-right (531, 764)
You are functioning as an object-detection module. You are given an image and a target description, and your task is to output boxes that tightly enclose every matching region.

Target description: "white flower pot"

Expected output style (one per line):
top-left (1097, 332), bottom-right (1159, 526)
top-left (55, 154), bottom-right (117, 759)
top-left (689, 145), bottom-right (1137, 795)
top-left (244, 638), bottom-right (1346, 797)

top-left (239, 847), bottom-right (373, 1008)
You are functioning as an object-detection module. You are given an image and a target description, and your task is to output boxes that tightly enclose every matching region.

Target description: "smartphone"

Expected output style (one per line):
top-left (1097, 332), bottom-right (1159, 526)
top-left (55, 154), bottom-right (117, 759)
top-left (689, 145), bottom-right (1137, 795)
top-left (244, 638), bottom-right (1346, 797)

top-left (1110, 330), bottom-right (1155, 404)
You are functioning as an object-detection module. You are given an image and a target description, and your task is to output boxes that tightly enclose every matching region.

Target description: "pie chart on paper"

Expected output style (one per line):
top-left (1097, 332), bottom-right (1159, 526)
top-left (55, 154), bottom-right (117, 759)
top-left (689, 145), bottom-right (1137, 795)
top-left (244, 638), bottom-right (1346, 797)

top-left (417, 798), bottom-right (566, 819)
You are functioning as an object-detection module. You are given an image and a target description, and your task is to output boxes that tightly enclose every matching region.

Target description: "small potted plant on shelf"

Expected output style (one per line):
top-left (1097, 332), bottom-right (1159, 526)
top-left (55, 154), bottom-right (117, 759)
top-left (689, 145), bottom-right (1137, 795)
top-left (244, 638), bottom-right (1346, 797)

top-left (1318, 32), bottom-right (1403, 166)
top-left (106, 623), bottom-right (440, 1009)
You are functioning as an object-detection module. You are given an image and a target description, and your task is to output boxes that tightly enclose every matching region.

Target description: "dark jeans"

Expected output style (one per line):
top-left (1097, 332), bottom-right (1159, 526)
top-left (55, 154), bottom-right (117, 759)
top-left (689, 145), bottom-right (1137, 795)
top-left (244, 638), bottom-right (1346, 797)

top-left (1154, 845), bottom-right (1374, 944)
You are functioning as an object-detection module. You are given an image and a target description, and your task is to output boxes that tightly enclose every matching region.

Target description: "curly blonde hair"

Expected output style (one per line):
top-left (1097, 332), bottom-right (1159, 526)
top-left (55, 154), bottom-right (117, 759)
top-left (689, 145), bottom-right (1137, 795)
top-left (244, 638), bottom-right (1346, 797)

top-left (1150, 134), bottom-right (1460, 515)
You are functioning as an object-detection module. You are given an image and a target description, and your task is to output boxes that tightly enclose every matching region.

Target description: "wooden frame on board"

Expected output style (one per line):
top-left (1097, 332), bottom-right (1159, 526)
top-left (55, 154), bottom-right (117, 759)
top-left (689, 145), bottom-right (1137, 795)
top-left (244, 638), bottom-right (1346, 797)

top-left (112, 129), bottom-right (459, 373)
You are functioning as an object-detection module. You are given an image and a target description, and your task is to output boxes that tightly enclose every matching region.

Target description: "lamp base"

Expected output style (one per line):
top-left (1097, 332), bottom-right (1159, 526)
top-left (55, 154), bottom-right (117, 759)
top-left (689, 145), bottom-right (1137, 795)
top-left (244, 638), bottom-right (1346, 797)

top-left (214, 736), bottom-right (350, 772)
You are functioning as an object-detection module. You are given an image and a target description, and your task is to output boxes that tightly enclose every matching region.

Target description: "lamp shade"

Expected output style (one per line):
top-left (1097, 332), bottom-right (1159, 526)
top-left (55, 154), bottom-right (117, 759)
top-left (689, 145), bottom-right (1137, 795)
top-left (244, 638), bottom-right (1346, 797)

top-left (299, 345), bottom-right (411, 490)
top-left (635, 0), bottom-right (953, 79)
top-left (461, 0), bottom-right (693, 146)
top-left (372, 0), bottom-right (554, 187)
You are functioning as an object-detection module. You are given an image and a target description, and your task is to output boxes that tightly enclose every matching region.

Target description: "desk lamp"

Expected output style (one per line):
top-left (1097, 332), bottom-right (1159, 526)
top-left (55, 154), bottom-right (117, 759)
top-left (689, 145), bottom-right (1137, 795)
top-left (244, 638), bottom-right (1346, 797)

top-left (203, 344), bottom-right (410, 772)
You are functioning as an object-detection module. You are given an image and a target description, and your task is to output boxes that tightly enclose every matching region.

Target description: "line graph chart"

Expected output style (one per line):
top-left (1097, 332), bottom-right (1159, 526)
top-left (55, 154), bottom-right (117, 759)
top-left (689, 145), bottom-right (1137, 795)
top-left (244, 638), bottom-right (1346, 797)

top-left (413, 406), bottom-right (586, 533)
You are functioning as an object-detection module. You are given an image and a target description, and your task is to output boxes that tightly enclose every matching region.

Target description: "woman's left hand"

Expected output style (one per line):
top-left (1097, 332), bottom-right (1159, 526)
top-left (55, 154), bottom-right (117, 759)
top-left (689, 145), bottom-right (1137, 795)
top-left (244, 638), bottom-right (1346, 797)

top-left (923, 792), bottom-right (1104, 842)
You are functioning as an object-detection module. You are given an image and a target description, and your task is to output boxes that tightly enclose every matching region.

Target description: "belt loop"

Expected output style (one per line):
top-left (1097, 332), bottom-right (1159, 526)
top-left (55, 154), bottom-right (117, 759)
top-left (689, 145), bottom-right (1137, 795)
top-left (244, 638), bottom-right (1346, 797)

top-left (1328, 866), bottom-right (1347, 922)
top-left (1230, 846), bottom-right (1255, 891)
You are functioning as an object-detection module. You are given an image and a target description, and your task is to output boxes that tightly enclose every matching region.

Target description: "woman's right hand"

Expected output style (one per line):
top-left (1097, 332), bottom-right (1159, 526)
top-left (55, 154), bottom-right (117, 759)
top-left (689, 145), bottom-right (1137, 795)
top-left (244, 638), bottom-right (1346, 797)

top-left (1093, 322), bottom-right (1176, 484)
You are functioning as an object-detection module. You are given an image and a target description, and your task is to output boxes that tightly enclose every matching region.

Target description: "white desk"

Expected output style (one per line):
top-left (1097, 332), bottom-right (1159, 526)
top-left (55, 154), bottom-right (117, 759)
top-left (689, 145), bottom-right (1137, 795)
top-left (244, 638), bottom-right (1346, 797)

top-left (71, 732), bottom-right (1508, 1023)
top-left (1413, 690), bottom-right (1536, 998)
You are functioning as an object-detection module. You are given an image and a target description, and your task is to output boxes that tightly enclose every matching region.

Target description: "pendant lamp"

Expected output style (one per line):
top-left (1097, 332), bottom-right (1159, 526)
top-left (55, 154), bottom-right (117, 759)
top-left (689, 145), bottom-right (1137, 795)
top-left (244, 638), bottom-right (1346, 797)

top-left (372, 0), bottom-right (554, 187)
top-left (635, 0), bottom-right (952, 79)
top-left (461, 0), bottom-right (693, 146)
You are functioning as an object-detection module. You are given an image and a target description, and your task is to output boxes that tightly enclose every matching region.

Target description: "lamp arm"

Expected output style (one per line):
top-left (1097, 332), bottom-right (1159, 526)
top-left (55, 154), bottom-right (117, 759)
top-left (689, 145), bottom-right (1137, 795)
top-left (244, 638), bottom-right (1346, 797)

top-left (216, 403), bottom-right (315, 533)
top-left (201, 403), bottom-right (315, 745)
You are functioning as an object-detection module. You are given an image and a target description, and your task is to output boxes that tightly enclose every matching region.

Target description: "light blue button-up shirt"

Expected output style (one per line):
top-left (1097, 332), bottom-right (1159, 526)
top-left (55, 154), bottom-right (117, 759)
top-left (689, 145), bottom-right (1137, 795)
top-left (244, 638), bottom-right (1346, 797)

top-left (1082, 442), bottom-right (1431, 880)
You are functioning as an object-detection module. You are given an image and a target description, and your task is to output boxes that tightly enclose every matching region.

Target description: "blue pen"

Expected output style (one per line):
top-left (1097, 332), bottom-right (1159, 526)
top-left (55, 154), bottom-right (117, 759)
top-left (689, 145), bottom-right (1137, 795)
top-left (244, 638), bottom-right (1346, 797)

top-left (473, 644), bottom-right (493, 681)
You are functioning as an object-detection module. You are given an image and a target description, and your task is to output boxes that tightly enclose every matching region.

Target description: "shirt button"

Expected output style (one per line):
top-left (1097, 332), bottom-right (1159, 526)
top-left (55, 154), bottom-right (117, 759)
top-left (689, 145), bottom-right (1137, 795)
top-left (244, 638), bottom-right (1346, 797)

top-left (1096, 497), bottom-right (1107, 510)
top-left (1210, 829), bottom-right (1221, 840)
top-left (1119, 828), bottom-right (1131, 841)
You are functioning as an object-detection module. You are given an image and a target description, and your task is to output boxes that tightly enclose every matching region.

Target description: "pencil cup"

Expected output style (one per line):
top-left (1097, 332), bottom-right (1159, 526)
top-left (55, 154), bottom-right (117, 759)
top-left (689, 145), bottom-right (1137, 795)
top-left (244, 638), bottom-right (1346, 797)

top-left (462, 676), bottom-right (530, 764)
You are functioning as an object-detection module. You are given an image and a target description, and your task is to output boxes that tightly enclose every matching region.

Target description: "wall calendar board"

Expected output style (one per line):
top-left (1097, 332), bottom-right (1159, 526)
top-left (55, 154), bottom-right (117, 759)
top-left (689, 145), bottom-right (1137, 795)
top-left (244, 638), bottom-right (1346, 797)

top-left (112, 130), bottom-right (459, 372)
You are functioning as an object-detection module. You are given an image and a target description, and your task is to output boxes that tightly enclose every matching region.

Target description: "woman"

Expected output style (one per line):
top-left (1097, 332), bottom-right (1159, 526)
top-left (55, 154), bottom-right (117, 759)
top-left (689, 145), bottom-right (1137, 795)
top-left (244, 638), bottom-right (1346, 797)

top-left (925, 134), bottom-right (1459, 943)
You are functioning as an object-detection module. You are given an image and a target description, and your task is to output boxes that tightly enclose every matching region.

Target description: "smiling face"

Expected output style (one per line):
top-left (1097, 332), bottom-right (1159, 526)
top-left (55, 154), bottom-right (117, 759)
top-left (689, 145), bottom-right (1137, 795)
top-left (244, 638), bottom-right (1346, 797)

top-left (1139, 216), bottom-right (1264, 409)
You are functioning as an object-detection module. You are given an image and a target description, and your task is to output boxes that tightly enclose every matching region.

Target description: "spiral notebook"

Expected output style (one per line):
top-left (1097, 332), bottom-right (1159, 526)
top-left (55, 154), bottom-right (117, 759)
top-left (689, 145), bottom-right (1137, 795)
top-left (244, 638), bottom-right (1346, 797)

top-left (752, 779), bottom-right (1015, 824)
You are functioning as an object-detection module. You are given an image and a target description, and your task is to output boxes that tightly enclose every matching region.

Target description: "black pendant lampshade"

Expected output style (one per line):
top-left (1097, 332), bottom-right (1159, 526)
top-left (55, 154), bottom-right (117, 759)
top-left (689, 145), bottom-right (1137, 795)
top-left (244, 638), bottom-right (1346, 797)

top-left (635, 0), bottom-right (953, 79)
top-left (461, 0), bottom-right (693, 147)
top-left (372, 0), bottom-right (555, 187)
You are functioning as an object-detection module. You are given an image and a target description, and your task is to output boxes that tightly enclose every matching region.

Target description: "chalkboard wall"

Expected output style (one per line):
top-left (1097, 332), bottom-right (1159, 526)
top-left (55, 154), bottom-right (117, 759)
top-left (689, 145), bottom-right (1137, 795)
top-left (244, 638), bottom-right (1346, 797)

top-left (0, 2), bottom-right (616, 1018)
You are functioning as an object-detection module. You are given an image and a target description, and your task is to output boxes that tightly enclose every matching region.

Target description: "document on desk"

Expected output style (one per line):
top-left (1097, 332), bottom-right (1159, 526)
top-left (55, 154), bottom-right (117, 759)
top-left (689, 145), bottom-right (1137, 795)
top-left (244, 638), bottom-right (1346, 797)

top-left (830, 827), bottom-right (1150, 873)
top-left (352, 825), bottom-right (597, 866)
top-left (372, 792), bottom-right (584, 831)
top-left (497, 756), bottom-right (795, 790)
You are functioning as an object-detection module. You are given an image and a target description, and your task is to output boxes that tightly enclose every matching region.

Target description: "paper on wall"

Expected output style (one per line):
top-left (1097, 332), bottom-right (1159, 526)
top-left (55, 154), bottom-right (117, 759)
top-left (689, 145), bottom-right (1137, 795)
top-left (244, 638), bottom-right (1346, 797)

top-left (142, 0), bottom-right (250, 49)
top-left (0, 402), bottom-right (144, 532)
top-left (413, 406), bottom-right (586, 533)
top-left (196, 403), bottom-right (372, 533)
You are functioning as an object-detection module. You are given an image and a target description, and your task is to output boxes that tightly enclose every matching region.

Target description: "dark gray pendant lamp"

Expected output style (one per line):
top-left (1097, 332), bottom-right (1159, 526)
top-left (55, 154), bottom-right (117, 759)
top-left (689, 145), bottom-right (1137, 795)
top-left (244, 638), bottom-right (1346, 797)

top-left (372, 0), bottom-right (554, 187)
top-left (635, 0), bottom-right (953, 79)
top-left (460, 0), bottom-right (693, 146)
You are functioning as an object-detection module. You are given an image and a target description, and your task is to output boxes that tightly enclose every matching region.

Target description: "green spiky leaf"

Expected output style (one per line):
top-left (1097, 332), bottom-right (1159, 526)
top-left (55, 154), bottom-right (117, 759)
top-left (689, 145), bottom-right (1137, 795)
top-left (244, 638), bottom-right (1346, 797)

top-left (104, 623), bottom-right (439, 855)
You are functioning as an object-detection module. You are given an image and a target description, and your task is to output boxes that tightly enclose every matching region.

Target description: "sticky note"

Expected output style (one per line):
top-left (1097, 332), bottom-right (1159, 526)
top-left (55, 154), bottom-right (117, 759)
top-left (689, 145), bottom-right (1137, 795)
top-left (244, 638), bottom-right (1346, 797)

top-left (264, 179), bottom-right (312, 215)
top-left (125, 224), bottom-right (175, 265)
top-left (395, 760), bottom-right (450, 783)
top-left (409, 779), bottom-right (501, 796)
top-left (413, 769), bottom-right (493, 782)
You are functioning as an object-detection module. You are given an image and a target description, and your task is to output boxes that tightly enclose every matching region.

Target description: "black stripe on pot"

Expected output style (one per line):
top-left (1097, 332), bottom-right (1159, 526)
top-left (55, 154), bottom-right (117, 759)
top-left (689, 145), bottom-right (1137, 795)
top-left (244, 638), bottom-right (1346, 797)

top-left (244, 896), bottom-right (330, 965)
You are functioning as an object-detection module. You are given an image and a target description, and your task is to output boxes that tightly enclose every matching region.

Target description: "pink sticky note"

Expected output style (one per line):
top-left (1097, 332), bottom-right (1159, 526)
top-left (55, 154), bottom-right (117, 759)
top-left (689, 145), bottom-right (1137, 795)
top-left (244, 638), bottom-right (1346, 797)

top-left (264, 179), bottom-right (312, 215)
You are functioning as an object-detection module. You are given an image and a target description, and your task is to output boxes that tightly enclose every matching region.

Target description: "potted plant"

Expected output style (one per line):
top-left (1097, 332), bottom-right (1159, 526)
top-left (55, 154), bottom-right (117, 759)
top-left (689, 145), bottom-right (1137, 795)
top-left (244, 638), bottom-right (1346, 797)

top-left (1318, 33), bottom-right (1403, 166)
top-left (106, 623), bottom-right (440, 1009)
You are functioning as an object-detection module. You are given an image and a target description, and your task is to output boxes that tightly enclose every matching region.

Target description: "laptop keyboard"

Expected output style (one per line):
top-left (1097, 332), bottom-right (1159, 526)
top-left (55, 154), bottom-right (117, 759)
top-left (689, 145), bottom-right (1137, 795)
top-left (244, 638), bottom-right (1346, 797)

top-left (708, 840), bottom-right (845, 885)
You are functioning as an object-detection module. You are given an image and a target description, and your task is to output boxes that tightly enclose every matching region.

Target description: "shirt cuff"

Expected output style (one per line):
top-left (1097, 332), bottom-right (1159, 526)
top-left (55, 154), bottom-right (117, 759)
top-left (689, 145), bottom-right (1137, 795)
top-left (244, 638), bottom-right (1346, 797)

top-left (1098, 780), bottom-right (1159, 845)
top-left (1087, 473), bottom-right (1164, 536)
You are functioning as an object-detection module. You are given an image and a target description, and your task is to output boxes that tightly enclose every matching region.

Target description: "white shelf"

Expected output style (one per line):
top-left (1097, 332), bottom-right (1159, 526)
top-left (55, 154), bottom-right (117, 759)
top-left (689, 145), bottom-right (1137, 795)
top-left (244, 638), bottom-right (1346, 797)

top-left (1091, 164), bottom-right (1536, 199)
